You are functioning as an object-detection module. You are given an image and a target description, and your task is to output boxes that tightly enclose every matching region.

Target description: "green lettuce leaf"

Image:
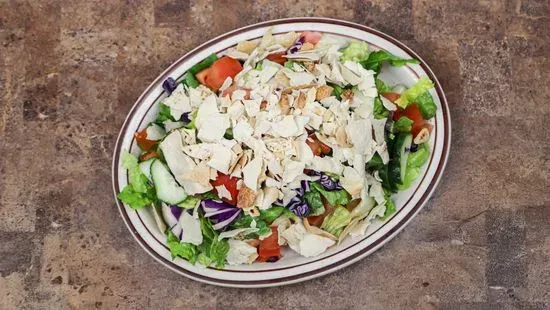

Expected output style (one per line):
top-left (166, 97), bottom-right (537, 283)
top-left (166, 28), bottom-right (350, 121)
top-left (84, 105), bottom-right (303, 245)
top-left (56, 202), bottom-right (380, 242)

top-left (340, 41), bottom-right (370, 62)
top-left (407, 143), bottom-right (430, 168)
top-left (304, 190), bottom-right (325, 216)
top-left (394, 77), bottom-right (434, 108)
top-left (229, 215), bottom-right (271, 239)
top-left (166, 230), bottom-right (198, 263)
top-left (155, 103), bottom-right (174, 123)
top-left (373, 97), bottom-right (389, 119)
top-left (393, 116), bottom-right (413, 133)
top-left (414, 91), bottom-right (437, 119)
top-left (366, 153), bottom-right (384, 172)
top-left (360, 51), bottom-right (420, 74)
top-left (382, 194), bottom-right (396, 219)
top-left (310, 182), bottom-right (350, 207)
top-left (375, 78), bottom-right (392, 94)
top-left (321, 206), bottom-right (351, 237)
top-left (178, 195), bottom-right (200, 209)
top-left (118, 152), bottom-right (155, 209)
top-left (198, 216), bottom-right (229, 268)
top-left (117, 186), bottom-right (153, 209)
top-left (259, 206), bottom-right (285, 224)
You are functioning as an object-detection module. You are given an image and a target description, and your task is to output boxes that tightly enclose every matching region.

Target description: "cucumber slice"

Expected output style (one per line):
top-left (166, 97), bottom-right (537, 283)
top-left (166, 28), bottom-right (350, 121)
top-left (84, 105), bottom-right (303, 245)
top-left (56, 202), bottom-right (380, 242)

top-left (151, 159), bottom-right (187, 204)
top-left (388, 133), bottom-right (413, 185)
top-left (146, 123), bottom-right (166, 141)
top-left (139, 158), bottom-right (155, 182)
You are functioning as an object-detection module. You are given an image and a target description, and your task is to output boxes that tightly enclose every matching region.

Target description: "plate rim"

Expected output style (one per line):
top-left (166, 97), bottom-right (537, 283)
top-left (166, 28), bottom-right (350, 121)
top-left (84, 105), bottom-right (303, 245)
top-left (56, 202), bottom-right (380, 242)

top-left (111, 17), bottom-right (451, 288)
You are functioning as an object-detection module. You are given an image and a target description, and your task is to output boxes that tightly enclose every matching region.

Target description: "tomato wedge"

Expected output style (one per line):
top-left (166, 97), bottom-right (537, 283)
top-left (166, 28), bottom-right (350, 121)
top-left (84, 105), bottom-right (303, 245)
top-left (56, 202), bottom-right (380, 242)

top-left (204, 56), bottom-right (243, 91)
top-left (392, 103), bottom-right (432, 137)
top-left (266, 51), bottom-right (287, 65)
top-left (195, 68), bottom-right (211, 85)
top-left (382, 92), bottom-right (400, 103)
top-left (134, 129), bottom-right (156, 152)
top-left (210, 172), bottom-right (239, 205)
top-left (257, 227), bottom-right (281, 262)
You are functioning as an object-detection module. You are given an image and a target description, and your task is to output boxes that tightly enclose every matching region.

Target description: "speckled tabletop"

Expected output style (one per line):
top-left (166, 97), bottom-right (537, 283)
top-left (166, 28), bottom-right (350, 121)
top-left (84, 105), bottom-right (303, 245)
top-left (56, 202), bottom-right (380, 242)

top-left (0, 0), bottom-right (549, 309)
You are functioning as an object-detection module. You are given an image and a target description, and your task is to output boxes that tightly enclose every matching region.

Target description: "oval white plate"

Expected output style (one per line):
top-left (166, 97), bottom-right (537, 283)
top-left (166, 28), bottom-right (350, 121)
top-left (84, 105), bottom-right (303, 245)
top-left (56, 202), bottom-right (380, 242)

top-left (112, 17), bottom-right (451, 288)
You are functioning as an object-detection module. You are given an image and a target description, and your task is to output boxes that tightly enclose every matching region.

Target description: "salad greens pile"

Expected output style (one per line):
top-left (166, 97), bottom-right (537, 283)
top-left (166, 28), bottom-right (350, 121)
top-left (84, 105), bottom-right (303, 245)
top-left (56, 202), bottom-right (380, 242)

top-left (118, 29), bottom-right (437, 268)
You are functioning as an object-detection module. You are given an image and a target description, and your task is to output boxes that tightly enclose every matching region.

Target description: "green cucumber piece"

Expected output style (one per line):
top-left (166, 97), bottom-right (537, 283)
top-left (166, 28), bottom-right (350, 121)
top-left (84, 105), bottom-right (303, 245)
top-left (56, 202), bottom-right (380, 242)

top-left (151, 159), bottom-right (187, 204)
top-left (139, 158), bottom-right (155, 182)
top-left (388, 133), bottom-right (413, 185)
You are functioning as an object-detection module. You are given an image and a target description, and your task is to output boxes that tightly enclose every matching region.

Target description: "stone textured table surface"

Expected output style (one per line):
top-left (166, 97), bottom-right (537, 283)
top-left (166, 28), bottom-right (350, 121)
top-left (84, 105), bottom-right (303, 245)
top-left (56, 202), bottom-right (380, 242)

top-left (1, 0), bottom-right (549, 309)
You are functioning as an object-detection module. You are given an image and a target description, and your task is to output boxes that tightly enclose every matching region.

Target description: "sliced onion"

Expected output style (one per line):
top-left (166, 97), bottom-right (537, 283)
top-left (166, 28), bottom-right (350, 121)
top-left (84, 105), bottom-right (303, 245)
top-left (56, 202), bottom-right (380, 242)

top-left (162, 203), bottom-right (180, 228)
top-left (212, 209), bottom-right (241, 230)
top-left (204, 208), bottom-right (236, 218)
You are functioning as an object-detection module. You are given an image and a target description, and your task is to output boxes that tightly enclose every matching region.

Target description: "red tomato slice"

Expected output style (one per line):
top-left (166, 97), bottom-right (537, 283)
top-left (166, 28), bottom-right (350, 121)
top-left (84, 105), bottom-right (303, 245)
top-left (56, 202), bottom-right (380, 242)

top-left (257, 227), bottom-right (280, 262)
top-left (382, 92), bottom-right (401, 103)
top-left (210, 172), bottom-right (239, 205)
top-left (393, 103), bottom-right (429, 137)
top-left (266, 52), bottom-right (287, 65)
top-left (134, 129), bottom-right (156, 152)
top-left (301, 31), bottom-right (322, 44)
top-left (205, 56), bottom-right (243, 91)
top-left (195, 68), bottom-right (211, 86)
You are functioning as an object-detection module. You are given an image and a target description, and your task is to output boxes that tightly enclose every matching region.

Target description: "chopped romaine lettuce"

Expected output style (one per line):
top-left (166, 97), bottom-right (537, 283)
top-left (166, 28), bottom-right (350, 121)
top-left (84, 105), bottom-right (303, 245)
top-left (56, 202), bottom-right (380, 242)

top-left (259, 206), bottom-right (285, 224)
top-left (118, 152), bottom-right (155, 209)
top-left (340, 41), bottom-right (370, 62)
top-left (155, 103), bottom-right (174, 124)
top-left (396, 143), bottom-right (430, 190)
top-left (167, 230), bottom-right (198, 263)
top-left (375, 78), bottom-right (392, 94)
top-left (304, 190), bottom-right (325, 216)
top-left (373, 97), bottom-right (389, 119)
top-left (394, 77), bottom-right (434, 108)
top-left (407, 143), bottom-right (430, 168)
top-left (117, 186), bottom-right (153, 209)
top-left (197, 216), bottom-right (229, 268)
top-left (321, 206), bottom-right (351, 237)
top-left (178, 196), bottom-right (200, 209)
top-left (360, 51), bottom-right (420, 74)
top-left (414, 91), bottom-right (437, 119)
top-left (310, 182), bottom-right (350, 207)
top-left (393, 116), bottom-right (413, 133)
top-left (230, 215), bottom-right (271, 238)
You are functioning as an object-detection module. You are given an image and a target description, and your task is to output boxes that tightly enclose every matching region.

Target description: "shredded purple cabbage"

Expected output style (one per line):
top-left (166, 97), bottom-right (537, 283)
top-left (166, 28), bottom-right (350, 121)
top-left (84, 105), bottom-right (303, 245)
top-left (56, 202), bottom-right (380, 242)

top-left (180, 112), bottom-right (191, 124)
top-left (170, 205), bottom-right (183, 219)
top-left (201, 199), bottom-right (240, 230)
top-left (288, 36), bottom-right (306, 54)
top-left (288, 201), bottom-right (310, 217)
top-left (162, 77), bottom-right (178, 95)
top-left (307, 171), bottom-right (343, 191)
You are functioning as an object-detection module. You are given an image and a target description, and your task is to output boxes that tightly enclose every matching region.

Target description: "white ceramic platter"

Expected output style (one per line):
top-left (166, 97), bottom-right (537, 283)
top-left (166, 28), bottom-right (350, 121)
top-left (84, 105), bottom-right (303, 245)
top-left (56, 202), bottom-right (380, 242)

top-left (112, 17), bottom-right (451, 288)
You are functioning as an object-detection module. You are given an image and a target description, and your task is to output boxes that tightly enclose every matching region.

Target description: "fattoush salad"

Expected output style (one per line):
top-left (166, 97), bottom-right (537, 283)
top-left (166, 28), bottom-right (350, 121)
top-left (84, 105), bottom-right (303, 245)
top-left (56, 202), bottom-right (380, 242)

top-left (118, 29), bottom-right (437, 268)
